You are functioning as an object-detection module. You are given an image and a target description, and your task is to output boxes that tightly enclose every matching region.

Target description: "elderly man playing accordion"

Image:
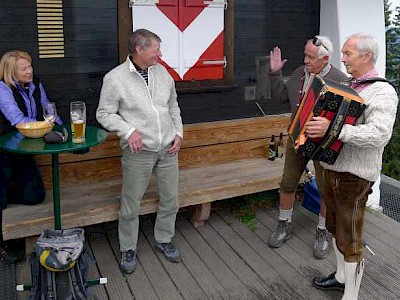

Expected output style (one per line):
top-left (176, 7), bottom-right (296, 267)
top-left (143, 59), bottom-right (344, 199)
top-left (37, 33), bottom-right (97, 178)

top-left (309, 33), bottom-right (398, 299)
top-left (267, 36), bottom-right (347, 259)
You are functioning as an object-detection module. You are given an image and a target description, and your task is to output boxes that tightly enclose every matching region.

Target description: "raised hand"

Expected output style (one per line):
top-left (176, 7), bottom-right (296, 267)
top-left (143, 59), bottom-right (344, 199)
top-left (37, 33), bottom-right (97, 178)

top-left (269, 47), bottom-right (288, 73)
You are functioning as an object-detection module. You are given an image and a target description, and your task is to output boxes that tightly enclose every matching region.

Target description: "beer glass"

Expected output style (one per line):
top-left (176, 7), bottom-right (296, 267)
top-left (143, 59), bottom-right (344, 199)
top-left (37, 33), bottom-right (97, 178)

top-left (70, 101), bottom-right (86, 143)
top-left (43, 102), bottom-right (57, 124)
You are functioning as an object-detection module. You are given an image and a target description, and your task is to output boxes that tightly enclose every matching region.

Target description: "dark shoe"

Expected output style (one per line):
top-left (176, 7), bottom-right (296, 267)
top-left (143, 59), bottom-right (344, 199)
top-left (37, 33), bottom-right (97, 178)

top-left (154, 242), bottom-right (182, 263)
top-left (313, 272), bottom-right (345, 291)
top-left (313, 227), bottom-right (330, 259)
top-left (120, 249), bottom-right (136, 274)
top-left (0, 242), bottom-right (18, 264)
top-left (268, 220), bottom-right (292, 248)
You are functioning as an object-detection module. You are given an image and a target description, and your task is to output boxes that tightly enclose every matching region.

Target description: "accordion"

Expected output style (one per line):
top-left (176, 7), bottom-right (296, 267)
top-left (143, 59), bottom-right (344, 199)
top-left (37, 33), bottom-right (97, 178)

top-left (288, 75), bottom-right (366, 165)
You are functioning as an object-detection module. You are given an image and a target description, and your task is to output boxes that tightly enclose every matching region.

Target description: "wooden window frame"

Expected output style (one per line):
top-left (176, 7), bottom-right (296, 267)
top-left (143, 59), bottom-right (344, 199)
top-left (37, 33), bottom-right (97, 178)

top-left (118, 0), bottom-right (235, 94)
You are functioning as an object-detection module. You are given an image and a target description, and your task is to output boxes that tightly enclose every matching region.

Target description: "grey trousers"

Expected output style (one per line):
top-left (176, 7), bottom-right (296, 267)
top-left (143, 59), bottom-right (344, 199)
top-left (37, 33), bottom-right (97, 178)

top-left (119, 145), bottom-right (179, 252)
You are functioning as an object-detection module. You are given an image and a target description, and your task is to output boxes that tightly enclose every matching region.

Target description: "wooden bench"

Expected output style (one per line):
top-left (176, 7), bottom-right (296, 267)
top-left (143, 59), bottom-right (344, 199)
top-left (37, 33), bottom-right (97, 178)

top-left (2, 114), bottom-right (290, 242)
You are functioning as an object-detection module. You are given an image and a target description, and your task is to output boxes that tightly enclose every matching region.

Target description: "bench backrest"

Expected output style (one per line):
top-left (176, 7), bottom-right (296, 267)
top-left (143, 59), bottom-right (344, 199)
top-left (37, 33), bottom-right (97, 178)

top-left (35, 115), bottom-right (290, 189)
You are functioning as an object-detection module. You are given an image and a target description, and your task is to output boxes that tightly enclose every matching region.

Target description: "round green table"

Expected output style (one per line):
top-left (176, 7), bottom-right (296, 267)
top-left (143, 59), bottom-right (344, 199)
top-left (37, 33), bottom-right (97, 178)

top-left (0, 125), bottom-right (107, 230)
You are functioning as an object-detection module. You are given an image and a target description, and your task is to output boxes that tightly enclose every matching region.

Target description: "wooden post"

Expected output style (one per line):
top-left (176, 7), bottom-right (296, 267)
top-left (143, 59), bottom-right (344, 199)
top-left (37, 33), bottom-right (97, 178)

top-left (118, 0), bottom-right (133, 63)
top-left (190, 203), bottom-right (211, 227)
top-left (25, 236), bottom-right (38, 256)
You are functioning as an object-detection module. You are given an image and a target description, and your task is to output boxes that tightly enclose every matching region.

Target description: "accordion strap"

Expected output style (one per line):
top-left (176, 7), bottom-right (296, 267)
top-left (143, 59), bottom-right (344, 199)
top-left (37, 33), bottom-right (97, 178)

top-left (350, 77), bottom-right (397, 92)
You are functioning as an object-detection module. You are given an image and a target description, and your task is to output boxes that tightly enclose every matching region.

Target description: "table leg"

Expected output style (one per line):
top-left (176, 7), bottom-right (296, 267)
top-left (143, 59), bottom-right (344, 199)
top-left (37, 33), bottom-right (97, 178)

top-left (52, 153), bottom-right (61, 229)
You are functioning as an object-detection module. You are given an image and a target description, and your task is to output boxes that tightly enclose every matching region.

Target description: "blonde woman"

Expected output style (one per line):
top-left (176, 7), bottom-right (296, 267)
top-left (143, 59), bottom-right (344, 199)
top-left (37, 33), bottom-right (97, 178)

top-left (0, 50), bottom-right (61, 263)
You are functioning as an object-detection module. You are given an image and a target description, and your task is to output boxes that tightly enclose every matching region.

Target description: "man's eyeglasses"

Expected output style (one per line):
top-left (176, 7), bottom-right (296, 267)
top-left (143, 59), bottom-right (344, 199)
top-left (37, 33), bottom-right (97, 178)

top-left (312, 37), bottom-right (329, 52)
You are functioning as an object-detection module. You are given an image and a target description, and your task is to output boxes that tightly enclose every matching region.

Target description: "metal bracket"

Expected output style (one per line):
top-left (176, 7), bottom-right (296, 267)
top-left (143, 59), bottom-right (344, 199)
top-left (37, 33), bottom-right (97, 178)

top-left (202, 56), bottom-right (227, 68)
top-left (129, 0), bottom-right (159, 7)
top-left (203, 0), bottom-right (228, 9)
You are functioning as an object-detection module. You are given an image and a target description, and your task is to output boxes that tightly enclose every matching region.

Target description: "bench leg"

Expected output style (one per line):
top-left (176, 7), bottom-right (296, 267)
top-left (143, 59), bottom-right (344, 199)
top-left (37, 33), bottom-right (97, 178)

top-left (25, 236), bottom-right (38, 256)
top-left (190, 203), bottom-right (211, 227)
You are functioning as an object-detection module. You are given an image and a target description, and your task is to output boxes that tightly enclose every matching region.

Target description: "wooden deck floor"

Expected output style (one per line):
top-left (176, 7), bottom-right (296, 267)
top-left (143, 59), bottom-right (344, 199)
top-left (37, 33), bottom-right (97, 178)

top-left (15, 202), bottom-right (400, 300)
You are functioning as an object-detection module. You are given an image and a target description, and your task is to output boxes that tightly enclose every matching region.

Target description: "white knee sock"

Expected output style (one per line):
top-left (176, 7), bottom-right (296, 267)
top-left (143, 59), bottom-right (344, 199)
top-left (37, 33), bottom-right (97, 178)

top-left (333, 237), bottom-right (345, 283)
top-left (317, 214), bottom-right (326, 230)
top-left (342, 260), bottom-right (364, 300)
top-left (279, 207), bottom-right (293, 222)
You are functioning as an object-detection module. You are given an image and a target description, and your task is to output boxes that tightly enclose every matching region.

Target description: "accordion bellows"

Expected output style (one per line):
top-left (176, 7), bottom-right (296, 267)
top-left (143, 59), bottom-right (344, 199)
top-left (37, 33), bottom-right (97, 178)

top-left (288, 75), bottom-right (366, 165)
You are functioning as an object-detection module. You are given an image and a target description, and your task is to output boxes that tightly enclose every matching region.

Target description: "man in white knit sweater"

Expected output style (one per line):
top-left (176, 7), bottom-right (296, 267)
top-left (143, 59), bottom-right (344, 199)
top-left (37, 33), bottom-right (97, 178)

top-left (308, 33), bottom-right (398, 299)
top-left (96, 29), bottom-right (183, 274)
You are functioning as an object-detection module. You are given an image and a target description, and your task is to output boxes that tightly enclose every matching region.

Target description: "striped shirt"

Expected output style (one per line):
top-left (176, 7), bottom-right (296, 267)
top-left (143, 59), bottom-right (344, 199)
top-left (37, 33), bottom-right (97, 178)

top-left (130, 57), bottom-right (149, 85)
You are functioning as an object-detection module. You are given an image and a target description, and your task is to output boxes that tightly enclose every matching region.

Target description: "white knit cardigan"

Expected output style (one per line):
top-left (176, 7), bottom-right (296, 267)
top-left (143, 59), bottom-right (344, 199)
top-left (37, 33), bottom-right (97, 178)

top-left (321, 81), bottom-right (398, 182)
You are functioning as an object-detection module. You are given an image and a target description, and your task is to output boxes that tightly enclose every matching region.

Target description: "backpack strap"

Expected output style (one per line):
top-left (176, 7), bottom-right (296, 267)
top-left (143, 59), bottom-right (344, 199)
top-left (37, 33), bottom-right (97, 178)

top-left (68, 261), bottom-right (89, 299)
top-left (44, 268), bottom-right (56, 300)
top-left (28, 251), bottom-right (42, 300)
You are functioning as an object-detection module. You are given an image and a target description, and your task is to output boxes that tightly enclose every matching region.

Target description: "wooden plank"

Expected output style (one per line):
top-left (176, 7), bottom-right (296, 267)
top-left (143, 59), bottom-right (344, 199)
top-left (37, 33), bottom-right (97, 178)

top-left (34, 115), bottom-right (290, 166)
top-left (176, 218), bottom-right (251, 299)
top-left (39, 157), bottom-right (122, 189)
top-left (365, 209), bottom-right (400, 240)
top-left (289, 207), bottom-right (335, 264)
top-left (174, 216), bottom-right (227, 300)
top-left (294, 204), bottom-right (400, 300)
top-left (134, 227), bottom-right (183, 300)
top-left (86, 226), bottom-right (133, 300)
top-left (104, 222), bottom-right (160, 300)
top-left (3, 158), bottom-right (284, 240)
top-left (207, 213), bottom-right (300, 299)
top-left (34, 133), bottom-right (121, 166)
top-left (215, 209), bottom-right (330, 299)
top-left (179, 138), bottom-right (269, 169)
top-left (84, 238), bottom-right (109, 300)
top-left (16, 258), bottom-right (31, 300)
top-left (141, 217), bottom-right (207, 300)
top-left (38, 138), bottom-right (273, 188)
top-left (256, 208), bottom-right (335, 278)
top-left (182, 115), bottom-right (290, 148)
top-left (294, 202), bottom-right (400, 262)
top-left (195, 215), bottom-right (274, 298)
top-left (38, 136), bottom-right (285, 189)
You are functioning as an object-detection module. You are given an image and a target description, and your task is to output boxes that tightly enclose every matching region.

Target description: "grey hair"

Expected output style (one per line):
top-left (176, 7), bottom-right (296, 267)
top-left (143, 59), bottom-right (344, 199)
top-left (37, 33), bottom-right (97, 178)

top-left (128, 29), bottom-right (162, 55)
top-left (308, 36), bottom-right (333, 60)
top-left (347, 32), bottom-right (379, 63)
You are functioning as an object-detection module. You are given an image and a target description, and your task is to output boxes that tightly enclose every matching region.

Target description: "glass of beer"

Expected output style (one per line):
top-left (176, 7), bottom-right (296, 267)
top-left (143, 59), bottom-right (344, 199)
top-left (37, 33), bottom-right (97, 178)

top-left (70, 101), bottom-right (86, 143)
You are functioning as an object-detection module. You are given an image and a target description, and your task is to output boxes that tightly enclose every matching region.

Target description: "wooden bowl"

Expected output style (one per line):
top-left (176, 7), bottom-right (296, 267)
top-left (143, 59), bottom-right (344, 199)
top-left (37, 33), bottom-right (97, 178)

top-left (16, 121), bottom-right (54, 138)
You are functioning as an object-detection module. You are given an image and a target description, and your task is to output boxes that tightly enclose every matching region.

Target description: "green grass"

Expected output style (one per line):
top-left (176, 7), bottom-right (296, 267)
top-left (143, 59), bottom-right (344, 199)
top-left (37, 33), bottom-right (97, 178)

top-left (214, 190), bottom-right (279, 231)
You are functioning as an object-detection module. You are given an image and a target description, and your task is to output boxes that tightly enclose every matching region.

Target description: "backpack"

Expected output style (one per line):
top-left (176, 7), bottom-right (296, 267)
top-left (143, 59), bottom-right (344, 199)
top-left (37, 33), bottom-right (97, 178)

top-left (301, 167), bottom-right (321, 215)
top-left (28, 228), bottom-right (99, 300)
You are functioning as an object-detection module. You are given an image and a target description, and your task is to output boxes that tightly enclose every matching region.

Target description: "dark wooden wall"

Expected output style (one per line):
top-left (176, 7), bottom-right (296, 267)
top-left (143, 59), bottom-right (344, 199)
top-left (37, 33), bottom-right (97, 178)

top-left (0, 0), bottom-right (118, 124)
top-left (0, 0), bottom-right (319, 125)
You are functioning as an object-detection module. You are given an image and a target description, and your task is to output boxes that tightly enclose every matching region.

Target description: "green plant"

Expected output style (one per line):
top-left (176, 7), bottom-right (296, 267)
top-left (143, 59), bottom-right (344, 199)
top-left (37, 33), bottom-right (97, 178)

top-left (383, 0), bottom-right (400, 180)
top-left (215, 190), bottom-right (279, 231)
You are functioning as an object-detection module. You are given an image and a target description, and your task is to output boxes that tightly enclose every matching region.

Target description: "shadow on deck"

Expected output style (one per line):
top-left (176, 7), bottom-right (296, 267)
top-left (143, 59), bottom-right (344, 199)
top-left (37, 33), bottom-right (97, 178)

top-left (5, 201), bottom-right (400, 300)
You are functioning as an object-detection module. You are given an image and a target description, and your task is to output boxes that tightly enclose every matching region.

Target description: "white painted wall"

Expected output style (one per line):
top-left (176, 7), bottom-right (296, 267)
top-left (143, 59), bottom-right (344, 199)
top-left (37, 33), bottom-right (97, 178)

top-left (320, 0), bottom-right (386, 76)
top-left (320, 0), bottom-right (386, 210)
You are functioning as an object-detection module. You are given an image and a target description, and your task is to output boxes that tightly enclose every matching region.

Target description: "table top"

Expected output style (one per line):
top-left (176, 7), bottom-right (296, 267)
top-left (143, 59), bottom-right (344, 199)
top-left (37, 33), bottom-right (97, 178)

top-left (0, 125), bottom-right (108, 155)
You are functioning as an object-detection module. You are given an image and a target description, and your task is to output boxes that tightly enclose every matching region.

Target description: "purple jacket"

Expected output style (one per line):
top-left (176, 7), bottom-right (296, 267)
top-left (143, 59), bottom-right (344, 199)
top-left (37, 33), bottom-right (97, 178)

top-left (0, 80), bottom-right (62, 126)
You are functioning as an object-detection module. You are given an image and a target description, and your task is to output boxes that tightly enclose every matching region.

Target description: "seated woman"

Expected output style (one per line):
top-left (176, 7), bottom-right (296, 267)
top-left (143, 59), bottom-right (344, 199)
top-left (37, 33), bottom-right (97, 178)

top-left (0, 50), bottom-right (62, 262)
